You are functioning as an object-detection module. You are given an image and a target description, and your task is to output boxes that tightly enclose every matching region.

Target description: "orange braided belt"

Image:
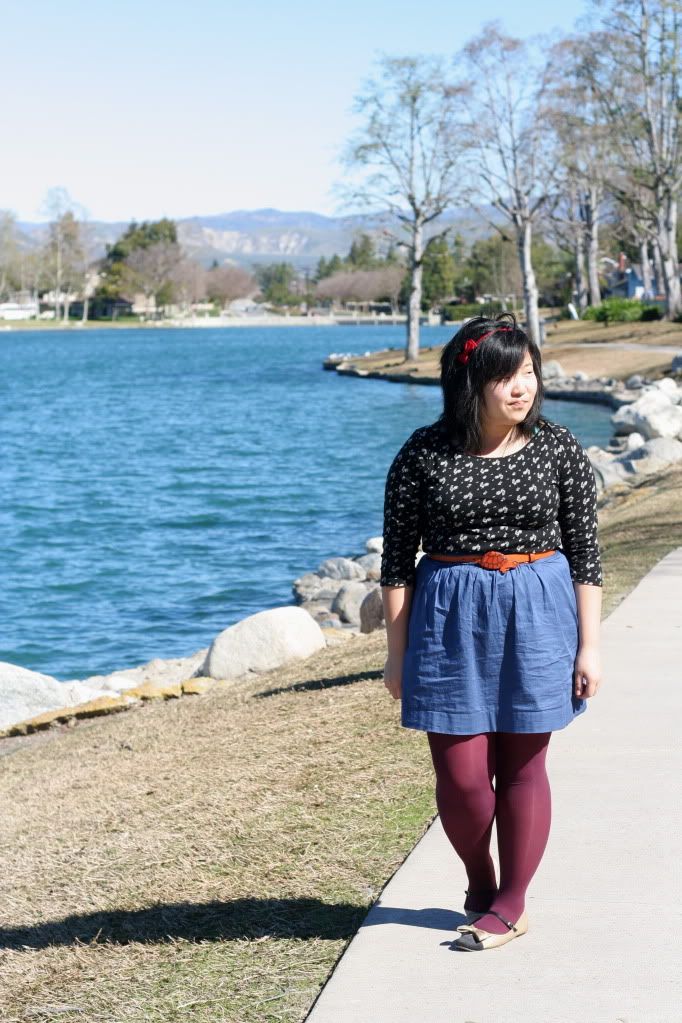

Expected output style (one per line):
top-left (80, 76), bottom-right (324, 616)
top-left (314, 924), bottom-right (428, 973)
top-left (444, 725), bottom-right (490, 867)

top-left (425, 549), bottom-right (557, 574)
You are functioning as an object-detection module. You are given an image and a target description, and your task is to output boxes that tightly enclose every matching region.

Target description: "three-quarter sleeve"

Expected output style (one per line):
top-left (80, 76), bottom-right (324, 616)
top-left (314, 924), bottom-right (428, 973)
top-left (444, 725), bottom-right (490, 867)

top-left (556, 428), bottom-right (603, 586)
top-left (380, 430), bottom-right (426, 587)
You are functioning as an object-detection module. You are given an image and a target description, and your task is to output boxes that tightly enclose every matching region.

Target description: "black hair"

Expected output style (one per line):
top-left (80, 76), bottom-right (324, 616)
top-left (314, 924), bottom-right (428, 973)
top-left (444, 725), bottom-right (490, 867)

top-left (435, 310), bottom-right (548, 454)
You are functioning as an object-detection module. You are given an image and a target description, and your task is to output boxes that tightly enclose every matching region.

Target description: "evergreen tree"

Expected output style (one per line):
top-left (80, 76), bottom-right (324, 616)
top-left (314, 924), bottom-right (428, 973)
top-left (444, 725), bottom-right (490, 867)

top-left (421, 237), bottom-right (456, 310)
top-left (347, 233), bottom-right (376, 269)
top-left (327, 254), bottom-right (344, 276)
top-left (255, 262), bottom-right (297, 306)
top-left (96, 218), bottom-right (179, 302)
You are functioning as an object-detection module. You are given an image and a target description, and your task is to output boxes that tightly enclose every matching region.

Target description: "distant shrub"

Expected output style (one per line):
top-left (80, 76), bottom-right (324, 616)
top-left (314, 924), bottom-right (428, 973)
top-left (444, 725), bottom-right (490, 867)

top-left (442, 301), bottom-right (505, 321)
top-left (583, 298), bottom-right (661, 323)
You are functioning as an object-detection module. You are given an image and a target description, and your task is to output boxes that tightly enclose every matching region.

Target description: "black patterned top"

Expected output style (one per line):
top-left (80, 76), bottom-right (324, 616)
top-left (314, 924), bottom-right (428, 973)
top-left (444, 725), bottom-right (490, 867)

top-left (380, 418), bottom-right (603, 588)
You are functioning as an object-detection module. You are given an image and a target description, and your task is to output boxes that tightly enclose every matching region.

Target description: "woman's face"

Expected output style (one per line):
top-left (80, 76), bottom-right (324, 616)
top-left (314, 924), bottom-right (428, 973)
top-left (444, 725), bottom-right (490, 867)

top-left (481, 349), bottom-right (538, 427)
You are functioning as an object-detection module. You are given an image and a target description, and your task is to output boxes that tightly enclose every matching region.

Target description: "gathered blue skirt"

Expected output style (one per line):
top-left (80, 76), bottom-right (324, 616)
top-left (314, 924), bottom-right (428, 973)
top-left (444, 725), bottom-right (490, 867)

top-left (401, 550), bottom-right (586, 734)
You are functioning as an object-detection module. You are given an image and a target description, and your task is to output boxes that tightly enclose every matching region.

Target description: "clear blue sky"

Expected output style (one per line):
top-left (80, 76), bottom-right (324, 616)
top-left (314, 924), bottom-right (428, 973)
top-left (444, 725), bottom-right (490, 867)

top-left (5, 0), bottom-right (588, 223)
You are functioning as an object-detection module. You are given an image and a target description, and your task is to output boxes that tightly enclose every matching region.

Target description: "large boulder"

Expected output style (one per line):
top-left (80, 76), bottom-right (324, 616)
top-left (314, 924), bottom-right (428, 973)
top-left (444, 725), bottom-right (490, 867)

top-left (585, 450), bottom-right (632, 493)
top-left (316, 556), bottom-right (366, 580)
top-left (0, 662), bottom-right (111, 731)
top-left (652, 377), bottom-right (681, 403)
top-left (331, 581), bottom-right (375, 626)
top-left (613, 437), bottom-right (682, 475)
top-left (202, 606), bottom-right (326, 680)
top-left (611, 389), bottom-right (682, 440)
top-left (360, 588), bottom-right (385, 633)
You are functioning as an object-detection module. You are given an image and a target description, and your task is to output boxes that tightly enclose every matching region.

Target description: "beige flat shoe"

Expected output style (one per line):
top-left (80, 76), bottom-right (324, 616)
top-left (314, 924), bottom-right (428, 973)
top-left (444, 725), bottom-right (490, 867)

top-left (453, 909), bottom-right (529, 950)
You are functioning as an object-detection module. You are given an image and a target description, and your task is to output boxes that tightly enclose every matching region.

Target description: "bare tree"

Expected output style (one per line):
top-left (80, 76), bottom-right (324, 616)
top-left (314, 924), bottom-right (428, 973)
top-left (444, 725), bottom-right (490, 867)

top-left (339, 54), bottom-right (467, 361)
top-left (375, 264), bottom-right (407, 313)
top-left (315, 266), bottom-right (405, 308)
top-left (122, 241), bottom-right (183, 315)
top-left (40, 188), bottom-right (86, 321)
top-left (543, 174), bottom-right (590, 314)
top-left (578, 0), bottom-right (682, 318)
top-left (0, 211), bottom-right (21, 299)
top-left (545, 35), bottom-right (615, 308)
top-left (605, 172), bottom-right (660, 294)
top-left (205, 265), bottom-right (256, 308)
top-left (172, 257), bottom-right (207, 312)
top-left (455, 25), bottom-right (557, 344)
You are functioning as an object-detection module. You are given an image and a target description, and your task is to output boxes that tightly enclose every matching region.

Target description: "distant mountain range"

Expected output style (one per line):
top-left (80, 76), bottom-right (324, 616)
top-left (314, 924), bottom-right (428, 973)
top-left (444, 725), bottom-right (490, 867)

top-left (16, 206), bottom-right (499, 270)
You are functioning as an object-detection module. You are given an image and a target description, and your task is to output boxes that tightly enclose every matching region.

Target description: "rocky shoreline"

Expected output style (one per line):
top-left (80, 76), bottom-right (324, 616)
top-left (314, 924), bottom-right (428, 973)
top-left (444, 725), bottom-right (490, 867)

top-left (2, 358), bottom-right (682, 742)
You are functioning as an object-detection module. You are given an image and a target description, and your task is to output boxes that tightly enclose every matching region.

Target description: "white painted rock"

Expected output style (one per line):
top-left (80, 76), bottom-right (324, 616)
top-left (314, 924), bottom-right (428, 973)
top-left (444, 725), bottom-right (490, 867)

top-left (586, 450), bottom-right (632, 492)
top-left (611, 389), bottom-right (682, 439)
top-left (614, 437), bottom-right (682, 475)
top-left (0, 662), bottom-right (110, 730)
top-left (203, 606), bottom-right (326, 680)
top-left (542, 360), bottom-right (565, 379)
top-left (366, 536), bottom-right (383, 554)
top-left (652, 377), bottom-right (681, 403)
top-left (626, 432), bottom-right (647, 451)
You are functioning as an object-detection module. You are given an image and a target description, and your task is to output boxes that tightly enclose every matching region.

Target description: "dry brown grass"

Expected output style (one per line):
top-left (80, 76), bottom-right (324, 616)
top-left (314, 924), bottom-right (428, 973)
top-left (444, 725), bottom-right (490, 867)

top-left (1, 459), bottom-right (681, 1022)
top-left (1, 635), bottom-right (436, 1023)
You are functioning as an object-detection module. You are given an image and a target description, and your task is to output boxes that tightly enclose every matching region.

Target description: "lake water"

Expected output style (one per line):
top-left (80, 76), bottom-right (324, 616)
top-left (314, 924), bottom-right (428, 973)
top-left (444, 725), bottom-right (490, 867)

top-left (1, 324), bottom-right (614, 682)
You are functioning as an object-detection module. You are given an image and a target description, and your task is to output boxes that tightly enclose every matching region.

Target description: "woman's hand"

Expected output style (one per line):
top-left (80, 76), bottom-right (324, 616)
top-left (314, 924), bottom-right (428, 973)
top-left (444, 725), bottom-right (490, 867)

top-left (574, 644), bottom-right (602, 698)
top-left (383, 653), bottom-right (403, 701)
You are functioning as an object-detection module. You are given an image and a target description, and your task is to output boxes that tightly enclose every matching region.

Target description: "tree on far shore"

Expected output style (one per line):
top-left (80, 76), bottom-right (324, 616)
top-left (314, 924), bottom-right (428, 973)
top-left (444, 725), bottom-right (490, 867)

top-left (339, 54), bottom-right (468, 361)
top-left (577, 0), bottom-right (682, 319)
top-left (120, 241), bottom-right (183, 315)
top-left (255, 262), bottom-right (297, 307)
top-left (205, 265), bottom-right (256, 308)
top-left (315, 265), bottom-right (405, 312)
top-left (454, 25), bottom-right (556, 346)
top-left (41, 187), bottom-right (86, 321)
top-left (95, 218), bottom-right (178, 308)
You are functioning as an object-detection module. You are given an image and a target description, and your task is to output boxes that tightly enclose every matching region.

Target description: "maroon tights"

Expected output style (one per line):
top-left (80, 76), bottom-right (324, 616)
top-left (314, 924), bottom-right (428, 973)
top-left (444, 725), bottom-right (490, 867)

top-left (426, 730), bottom-right (552, 935)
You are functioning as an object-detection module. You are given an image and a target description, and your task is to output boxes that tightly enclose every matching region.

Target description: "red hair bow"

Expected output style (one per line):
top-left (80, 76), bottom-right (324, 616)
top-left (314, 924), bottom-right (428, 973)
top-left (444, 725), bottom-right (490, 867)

top-left (457, 326), bottom-right (513, 365)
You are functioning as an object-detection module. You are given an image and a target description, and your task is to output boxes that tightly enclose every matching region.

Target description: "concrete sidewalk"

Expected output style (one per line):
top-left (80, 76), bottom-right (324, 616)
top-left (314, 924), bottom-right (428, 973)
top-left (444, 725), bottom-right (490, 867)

top-left (305, 548), bottom-right (682, 1023)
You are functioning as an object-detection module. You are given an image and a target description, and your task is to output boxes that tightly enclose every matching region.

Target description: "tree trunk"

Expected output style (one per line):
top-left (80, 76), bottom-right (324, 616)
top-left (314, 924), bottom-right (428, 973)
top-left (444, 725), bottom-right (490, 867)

top-left (656, 193), bottom-right (682, 320)
top-left (575, 230), bottom-right (588, 314)
top-left (406, 218), bottom-right (424, 362)
top-left (585, 186), bottom-right (601, 307)
top-left (652, 240), bottom-right (664, 297)
top-left (516, 219), bottom-right (540, 346)
top-left (55, 236), bottom-right (62, 322)
top-left (639, 239), bottom-right (653, 296)
top-left (82, 293), bottom-right (89, 323)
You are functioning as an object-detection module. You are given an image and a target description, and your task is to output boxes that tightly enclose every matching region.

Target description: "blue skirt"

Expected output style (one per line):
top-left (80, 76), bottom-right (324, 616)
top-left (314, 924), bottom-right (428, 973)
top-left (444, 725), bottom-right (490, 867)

top-left (401, 550), bottom-right (586, 734)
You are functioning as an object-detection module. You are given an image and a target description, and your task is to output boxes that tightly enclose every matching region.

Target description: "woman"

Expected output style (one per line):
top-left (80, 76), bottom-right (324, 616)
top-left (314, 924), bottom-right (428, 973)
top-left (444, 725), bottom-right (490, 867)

top-left (380, 312), bottom-right (603, 952)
